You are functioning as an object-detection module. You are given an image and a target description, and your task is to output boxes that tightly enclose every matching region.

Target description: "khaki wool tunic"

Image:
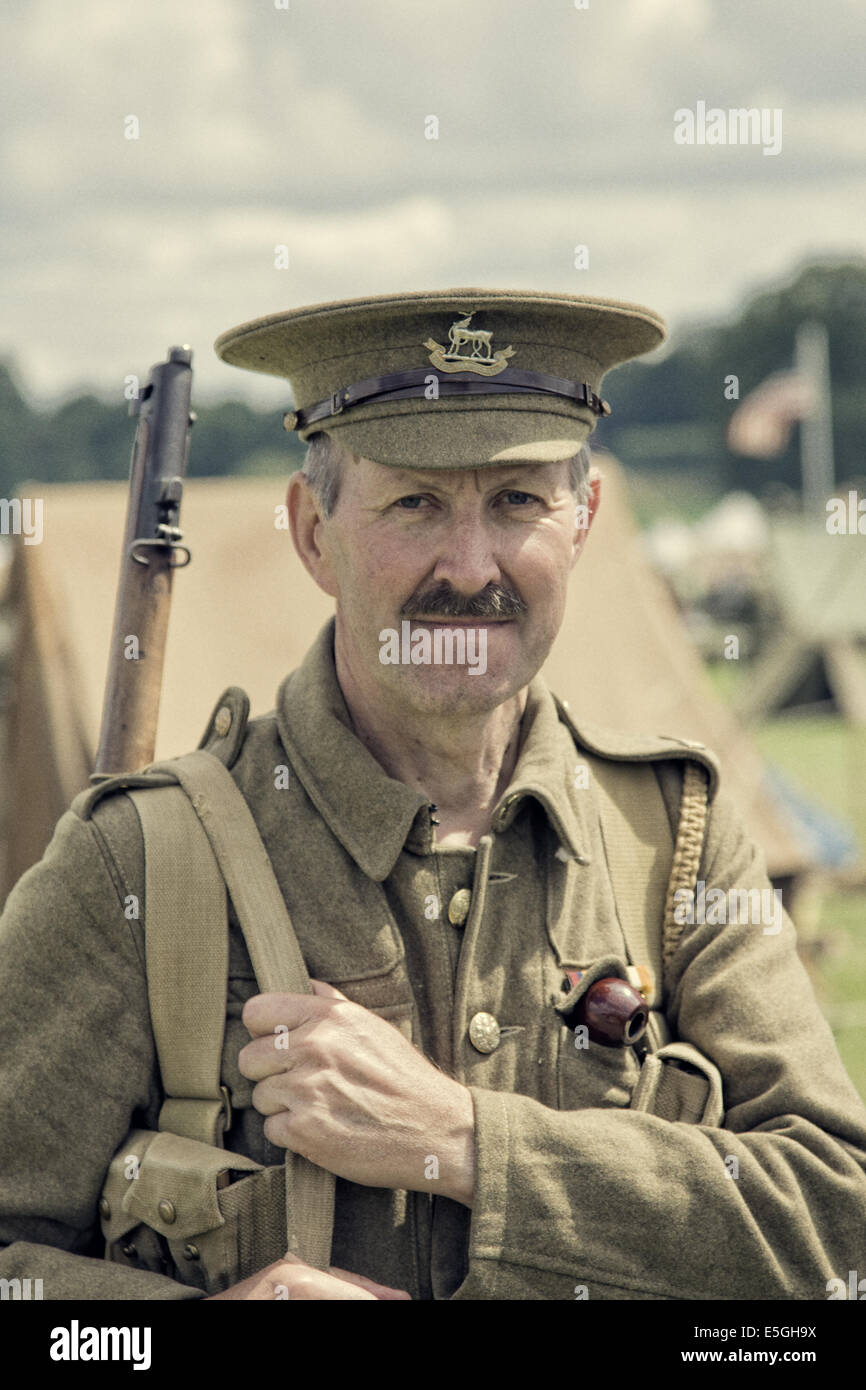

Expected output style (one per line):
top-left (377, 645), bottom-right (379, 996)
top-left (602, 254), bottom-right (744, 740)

top-left (1, 618), bottom-right (866, 1300)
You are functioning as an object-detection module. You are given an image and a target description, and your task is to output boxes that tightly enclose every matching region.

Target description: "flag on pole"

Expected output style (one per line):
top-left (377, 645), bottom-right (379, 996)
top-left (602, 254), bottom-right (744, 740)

top-left (727, 370), bottom-right (817, 458)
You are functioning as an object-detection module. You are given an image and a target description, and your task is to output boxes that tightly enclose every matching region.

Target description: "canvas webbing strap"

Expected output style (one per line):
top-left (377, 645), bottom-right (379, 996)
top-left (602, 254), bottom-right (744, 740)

top-left (134, 749), bottom-right (335, 1273)
top-left (129, 785), bottom-right (230, 1149)
top-left (587, 758), bottom-right (671, 1021)
top-left (588, 756), bottom-right (710, 1048)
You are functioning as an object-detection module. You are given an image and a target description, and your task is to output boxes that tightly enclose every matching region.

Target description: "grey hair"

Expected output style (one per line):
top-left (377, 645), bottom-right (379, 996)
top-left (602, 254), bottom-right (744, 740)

top-left (301, 431), bottom-right (349, 518)
top-left (301, 431), bottom-right (591, 517)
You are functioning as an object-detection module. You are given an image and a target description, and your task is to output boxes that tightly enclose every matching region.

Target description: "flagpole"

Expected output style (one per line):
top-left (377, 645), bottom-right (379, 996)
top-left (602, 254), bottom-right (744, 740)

top-left (795, 321), bottom-right (834, 517)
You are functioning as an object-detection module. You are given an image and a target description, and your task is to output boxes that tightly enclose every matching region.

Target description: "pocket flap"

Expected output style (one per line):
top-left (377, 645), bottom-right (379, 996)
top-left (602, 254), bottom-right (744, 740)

top-left (99, 1129), bottom-right (157, 1242)
top-left (554, 954), bottom-right (631, 1027)
top-left (121, 1130), bottom-right (263, 1240)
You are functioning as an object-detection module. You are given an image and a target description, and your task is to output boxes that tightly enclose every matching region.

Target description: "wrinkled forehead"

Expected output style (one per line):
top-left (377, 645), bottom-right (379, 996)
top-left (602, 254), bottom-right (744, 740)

top-left (356, 455), bottom-right (574, 491)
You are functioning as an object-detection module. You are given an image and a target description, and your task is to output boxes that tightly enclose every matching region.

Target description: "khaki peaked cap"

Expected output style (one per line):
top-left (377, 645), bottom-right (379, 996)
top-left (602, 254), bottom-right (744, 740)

top-left (214, 288), bottom-right (665, 468)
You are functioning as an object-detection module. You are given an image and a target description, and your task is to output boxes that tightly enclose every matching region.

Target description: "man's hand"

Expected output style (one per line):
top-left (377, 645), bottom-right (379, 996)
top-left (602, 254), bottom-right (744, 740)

top-left (238, 981), bottom-right (476, 1206)
top-left (205, 1252), bottom-right (412, 1300)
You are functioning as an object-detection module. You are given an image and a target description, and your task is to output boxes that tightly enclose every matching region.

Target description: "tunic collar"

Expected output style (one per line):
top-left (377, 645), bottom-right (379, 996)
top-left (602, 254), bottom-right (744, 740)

top-left (275, 619), bottom-right (590, 881)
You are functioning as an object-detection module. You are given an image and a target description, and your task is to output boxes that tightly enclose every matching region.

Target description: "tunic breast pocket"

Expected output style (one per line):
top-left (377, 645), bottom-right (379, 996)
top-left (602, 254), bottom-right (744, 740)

top-left (328, 961), bottom-right (417, 1044)
top-left (553, 956), bottom-right (642, 1112)
top-left (557, 1025), bottom-right (641, 1111)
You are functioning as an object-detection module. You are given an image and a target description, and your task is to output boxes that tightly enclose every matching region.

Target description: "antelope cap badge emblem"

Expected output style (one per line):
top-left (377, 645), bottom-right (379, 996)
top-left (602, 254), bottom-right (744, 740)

top-left (424, 310), bottom-right (516, 376)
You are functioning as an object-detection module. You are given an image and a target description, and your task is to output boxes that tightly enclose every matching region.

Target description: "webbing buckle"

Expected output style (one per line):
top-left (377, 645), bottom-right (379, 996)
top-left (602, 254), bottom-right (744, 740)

top-left (329, 390), bottom-right (346, 416)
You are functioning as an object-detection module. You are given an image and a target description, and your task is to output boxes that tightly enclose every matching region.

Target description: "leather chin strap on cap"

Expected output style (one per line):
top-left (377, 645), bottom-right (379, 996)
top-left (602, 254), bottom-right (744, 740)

top-left (283, 366), bottom-right (611, 432)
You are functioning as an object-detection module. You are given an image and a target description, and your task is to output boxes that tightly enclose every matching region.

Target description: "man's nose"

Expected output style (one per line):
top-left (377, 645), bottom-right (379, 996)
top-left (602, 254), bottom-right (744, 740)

top-left (430, 510), bottom-right (501, 596)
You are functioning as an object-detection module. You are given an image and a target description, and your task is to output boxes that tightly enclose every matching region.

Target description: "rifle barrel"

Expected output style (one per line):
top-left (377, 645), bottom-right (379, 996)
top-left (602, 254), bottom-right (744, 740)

top-left (92, 346), bottom-right (194, 778)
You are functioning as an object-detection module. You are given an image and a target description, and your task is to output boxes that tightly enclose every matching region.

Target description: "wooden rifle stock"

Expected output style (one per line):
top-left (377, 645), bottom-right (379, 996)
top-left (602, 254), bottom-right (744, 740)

top-left (92, 346), bottom-right (195, 778)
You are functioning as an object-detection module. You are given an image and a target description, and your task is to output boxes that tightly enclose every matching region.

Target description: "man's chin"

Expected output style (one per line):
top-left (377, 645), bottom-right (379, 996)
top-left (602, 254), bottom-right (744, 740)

top-left (370, 617), bottom-right (556, 714)
top-left (382, 663), bottom-right (531, 717)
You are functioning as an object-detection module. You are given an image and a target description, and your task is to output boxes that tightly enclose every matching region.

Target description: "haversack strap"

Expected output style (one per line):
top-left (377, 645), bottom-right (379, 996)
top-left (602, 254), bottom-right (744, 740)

top-left (146, 749), bottom-right (335, 1273)
top-left (586, 758), bottom-right (672, 1012)
top-left (128, 785), bottom-right (230, 1149)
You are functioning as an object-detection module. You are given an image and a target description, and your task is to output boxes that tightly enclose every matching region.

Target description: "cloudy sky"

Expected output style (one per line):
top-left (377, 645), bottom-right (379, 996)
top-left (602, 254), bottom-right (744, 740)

top-left (2, 0), bottom-right (864, 410)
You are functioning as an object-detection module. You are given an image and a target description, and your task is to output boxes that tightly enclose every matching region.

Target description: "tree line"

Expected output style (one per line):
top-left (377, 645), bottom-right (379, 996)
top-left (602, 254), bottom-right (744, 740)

top-left (1, 260), bottom-right (864, 501)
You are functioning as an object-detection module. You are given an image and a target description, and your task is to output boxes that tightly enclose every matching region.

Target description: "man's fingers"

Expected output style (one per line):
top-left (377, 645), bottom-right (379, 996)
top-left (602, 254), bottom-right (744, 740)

top-left (262, 1108), bottom-right (303, 1152)
top-left (242, 990), bottom-right (319, 1038)
top-left (241, 984), bottom-right (349, 1038)
top-left (237, 1031), bottom-right (299, 1082)
top-left (310, 978), bottom-right (348, 1001)
top-left (254, 1078), bottom-right (299, 1121)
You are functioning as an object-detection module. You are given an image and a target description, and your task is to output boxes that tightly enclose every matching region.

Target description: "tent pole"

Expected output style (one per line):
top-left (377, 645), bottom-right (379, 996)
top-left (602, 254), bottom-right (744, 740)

top-left (796, 321), bottom-right (835, 519)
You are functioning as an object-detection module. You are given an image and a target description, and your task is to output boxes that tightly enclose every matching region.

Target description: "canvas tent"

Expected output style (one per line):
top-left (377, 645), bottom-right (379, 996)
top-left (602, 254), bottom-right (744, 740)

top-left (1, 454), bottom-right (819, 902)
top-left (735, 520), bottom-right (866, 724)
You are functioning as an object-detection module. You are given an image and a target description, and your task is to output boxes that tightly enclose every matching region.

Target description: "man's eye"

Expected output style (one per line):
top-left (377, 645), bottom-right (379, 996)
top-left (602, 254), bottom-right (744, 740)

top-left (394, 495), bottom-right (426, 509)
top-left (503, 490), bottom-right (535, 505)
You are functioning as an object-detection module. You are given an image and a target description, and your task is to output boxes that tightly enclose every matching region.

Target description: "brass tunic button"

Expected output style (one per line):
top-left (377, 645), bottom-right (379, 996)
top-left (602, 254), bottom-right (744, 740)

top-left (468, 1011), bottom-right (501, 1054)
top-left (214, 706), bottom-right (232, 738)
top-left (158, 1199), bottom-right (177, 1224)
top-left (98, 1197), bottom-right (111, 1220)
top-left (448, 888), bottom-right (472, 926)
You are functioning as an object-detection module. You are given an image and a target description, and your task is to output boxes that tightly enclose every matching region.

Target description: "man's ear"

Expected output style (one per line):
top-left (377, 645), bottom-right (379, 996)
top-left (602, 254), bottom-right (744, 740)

top-left (287, 470), bottom-right (339, 599)
top-left (571, 469), bottom-right (602, 566)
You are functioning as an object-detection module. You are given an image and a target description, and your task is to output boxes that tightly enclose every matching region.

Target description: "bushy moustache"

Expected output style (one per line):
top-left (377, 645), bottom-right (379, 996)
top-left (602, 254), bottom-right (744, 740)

top-left (401, 580), bottom-right (527, 620)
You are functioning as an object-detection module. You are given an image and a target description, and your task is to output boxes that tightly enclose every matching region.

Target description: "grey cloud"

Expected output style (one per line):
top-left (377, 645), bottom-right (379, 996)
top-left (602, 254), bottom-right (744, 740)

top-left (1, 0), bottom-right (863, 403)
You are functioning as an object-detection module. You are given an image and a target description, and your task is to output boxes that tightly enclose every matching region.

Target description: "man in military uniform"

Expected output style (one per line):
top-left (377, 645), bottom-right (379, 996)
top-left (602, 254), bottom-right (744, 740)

top-left (1, 289), bottom-right (866, 1300)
